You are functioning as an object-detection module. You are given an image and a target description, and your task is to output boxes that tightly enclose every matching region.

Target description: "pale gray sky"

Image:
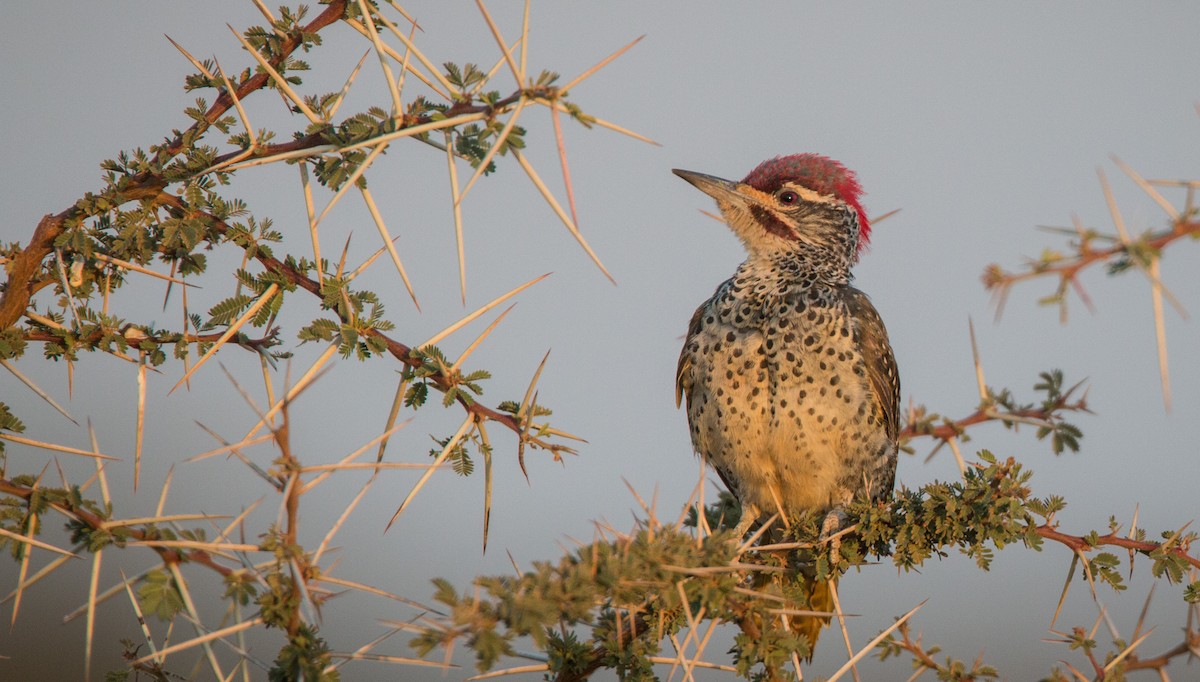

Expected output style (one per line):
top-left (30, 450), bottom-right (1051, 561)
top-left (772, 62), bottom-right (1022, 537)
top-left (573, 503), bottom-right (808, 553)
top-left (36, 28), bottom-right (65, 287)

top-left (2, 3), bottom-right (1199, 679)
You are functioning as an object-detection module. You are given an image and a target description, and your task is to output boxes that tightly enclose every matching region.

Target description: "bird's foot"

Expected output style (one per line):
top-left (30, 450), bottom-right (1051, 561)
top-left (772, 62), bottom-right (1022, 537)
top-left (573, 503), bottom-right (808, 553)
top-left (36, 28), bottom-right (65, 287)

top-left (729, 509), bottom-right (760, 542)
top-left (818, 508), bottom-right (847, 566)
top-left (730, 517), bottom-right (754, 541)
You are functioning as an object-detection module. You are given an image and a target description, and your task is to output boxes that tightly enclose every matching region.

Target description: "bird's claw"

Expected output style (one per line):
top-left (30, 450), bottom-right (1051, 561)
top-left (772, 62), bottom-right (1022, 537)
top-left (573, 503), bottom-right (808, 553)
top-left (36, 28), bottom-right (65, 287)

top-left (730, 515), bottom-right (756, 541)
top-left (819, 508), bottom-right (847, 566)
top-left (727, 503), bottom-right (765, 542)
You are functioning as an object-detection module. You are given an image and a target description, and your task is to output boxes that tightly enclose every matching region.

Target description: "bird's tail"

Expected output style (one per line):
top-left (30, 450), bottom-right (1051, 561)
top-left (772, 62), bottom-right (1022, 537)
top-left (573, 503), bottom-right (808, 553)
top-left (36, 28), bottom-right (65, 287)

top-left (796, 575), bottom-right (835, 661)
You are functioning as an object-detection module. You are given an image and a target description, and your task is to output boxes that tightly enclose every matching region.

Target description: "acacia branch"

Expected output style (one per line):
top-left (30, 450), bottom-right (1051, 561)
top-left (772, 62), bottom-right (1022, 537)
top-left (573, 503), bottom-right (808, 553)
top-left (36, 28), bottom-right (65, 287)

top-left (548, 590), bottom-right (776, 682)
top-left (1123, 631), bottom-right (1200, 674)
top-left (1, 2), bottom-right (584, 460)
top-left (1035, 525), bottom-right (1200, 571)
top-left (886, 621), bottom-right (953, 677)
top-left (900, 402), bottom-right (1084, 443)
top-left (982, 219), bottom-right (1200, 309)
top-left (900, 381), bottom-right (1089, 446)
top-left (0, 477), bottom-right (233, 577)
top-left (0, 1), bottom-right (349, 332)
top-left (149, 192), bottom-right (552, 452)
top-left (22, 328), bottom-right (281, 352)
top-left (200, 86), bottom-right (530, 170)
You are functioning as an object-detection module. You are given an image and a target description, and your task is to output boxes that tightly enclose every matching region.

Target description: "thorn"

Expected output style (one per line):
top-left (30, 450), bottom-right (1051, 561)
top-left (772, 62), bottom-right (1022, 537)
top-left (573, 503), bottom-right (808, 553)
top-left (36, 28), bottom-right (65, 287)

top-left (968, 318), bottom-right (988, 403)
top-left (475, 0), bottom-right (522, 85)
top-left (560, 34), bottom-right (645, 94)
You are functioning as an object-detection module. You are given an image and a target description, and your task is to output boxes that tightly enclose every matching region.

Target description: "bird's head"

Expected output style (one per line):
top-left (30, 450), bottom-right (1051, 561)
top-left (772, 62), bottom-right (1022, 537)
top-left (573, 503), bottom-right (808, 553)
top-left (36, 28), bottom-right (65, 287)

top-left (674, 154), bottom-right (870, 265)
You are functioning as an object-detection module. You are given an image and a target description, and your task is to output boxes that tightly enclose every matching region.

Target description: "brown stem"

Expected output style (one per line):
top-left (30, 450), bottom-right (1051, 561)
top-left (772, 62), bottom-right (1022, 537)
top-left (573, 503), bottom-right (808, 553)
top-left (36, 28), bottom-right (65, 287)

top-left (150, 192), bottom-right (533, 442)
top-left (0, 477), bottom-right (232, 577)
top-left (274, 403), bottom-right (304, 638)
top-left (984, 220), bottom-right (1200, 294)
top-left (1035, 525), bottom-right (1200, 570)
top-left (1123, 631), bottom-right (1200, 673)
top-left (22, 328), bottom-right (279, 351)
top-left (900, 385), bottom-right (1088, 444)
top-left (0, 1), bottom-right (349, 331)
top-left (197, 88), bottom-right (528, 172)
top-left (893, 622), bottom-right (945, 675)
top-left (2, 2), bottom-right (562, 455)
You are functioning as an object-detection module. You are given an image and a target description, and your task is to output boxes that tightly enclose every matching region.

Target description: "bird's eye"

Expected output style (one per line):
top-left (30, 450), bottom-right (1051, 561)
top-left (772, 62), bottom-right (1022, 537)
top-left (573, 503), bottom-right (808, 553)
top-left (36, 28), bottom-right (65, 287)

top-left (777, 190), bottom-right (799, 205)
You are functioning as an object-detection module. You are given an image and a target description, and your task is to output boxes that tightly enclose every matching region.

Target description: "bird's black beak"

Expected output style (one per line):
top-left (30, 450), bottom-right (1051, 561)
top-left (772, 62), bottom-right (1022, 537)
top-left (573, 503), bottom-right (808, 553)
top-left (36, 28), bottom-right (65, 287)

top-left (672, 169), bottom-right (744, 204)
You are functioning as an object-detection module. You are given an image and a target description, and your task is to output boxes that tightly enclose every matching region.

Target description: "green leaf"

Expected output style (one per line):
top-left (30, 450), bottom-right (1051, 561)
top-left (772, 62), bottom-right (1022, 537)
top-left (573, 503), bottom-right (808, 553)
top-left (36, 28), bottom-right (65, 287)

top-left (1184, 581), bottom-right (1200, 603)
top-left (138, 570), bottom-right (185, 621)
top-left (206, 294), bottom-right (253, 327)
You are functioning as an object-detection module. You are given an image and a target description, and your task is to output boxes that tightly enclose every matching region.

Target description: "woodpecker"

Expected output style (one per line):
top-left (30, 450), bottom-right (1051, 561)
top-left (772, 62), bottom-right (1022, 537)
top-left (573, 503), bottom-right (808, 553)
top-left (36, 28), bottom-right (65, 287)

top-left (673, 154), bottom-right (899, 654)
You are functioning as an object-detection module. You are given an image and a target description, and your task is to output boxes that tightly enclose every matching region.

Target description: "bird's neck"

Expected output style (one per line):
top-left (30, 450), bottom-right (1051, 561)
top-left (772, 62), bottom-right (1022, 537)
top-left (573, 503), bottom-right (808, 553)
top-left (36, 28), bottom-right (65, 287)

top-left (735, 247), bottom-right (852, 297)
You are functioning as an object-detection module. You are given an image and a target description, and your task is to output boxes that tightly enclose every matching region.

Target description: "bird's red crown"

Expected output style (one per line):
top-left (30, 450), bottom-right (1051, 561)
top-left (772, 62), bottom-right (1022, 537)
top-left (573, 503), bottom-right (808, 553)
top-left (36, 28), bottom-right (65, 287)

top-left (742, 153), bottom-right (870, 252)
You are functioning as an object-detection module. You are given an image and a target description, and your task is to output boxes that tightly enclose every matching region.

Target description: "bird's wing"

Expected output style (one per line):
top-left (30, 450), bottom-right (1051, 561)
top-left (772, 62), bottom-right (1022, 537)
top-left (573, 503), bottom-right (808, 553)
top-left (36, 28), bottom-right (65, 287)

top-left (844, 287), bottom-right (900, 441)
top-left (675, 302), bottom-right (707, 409)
